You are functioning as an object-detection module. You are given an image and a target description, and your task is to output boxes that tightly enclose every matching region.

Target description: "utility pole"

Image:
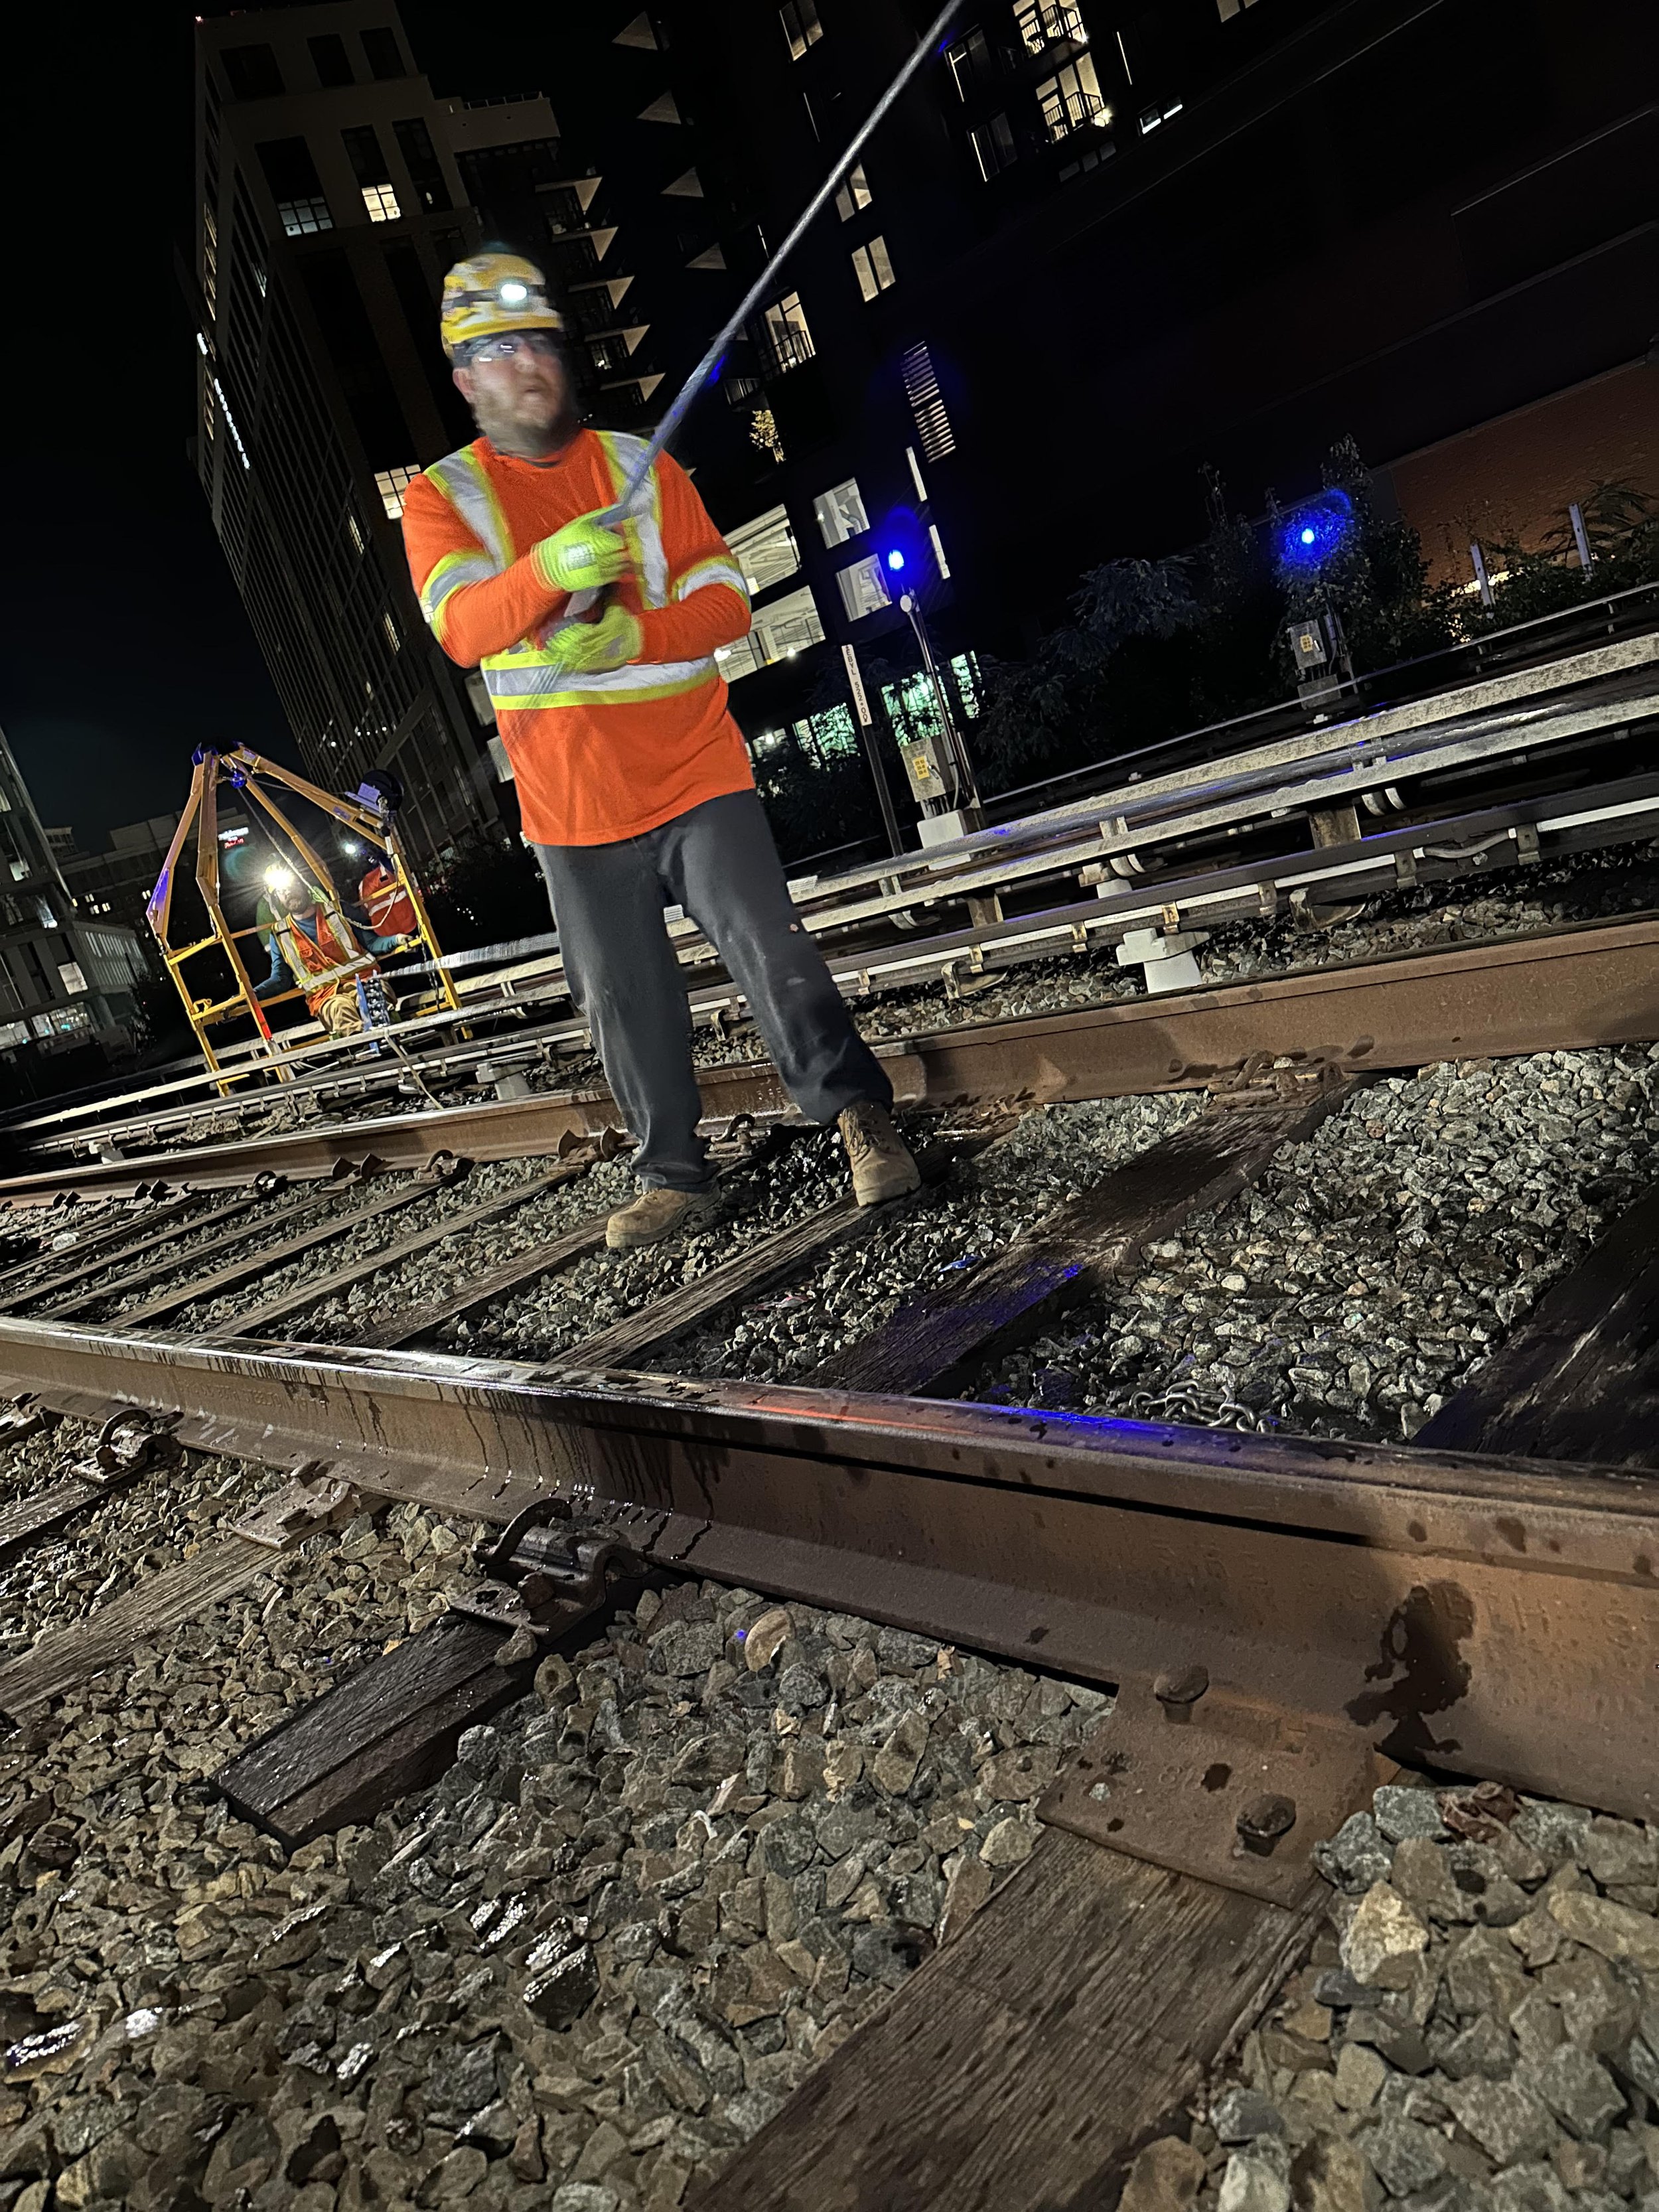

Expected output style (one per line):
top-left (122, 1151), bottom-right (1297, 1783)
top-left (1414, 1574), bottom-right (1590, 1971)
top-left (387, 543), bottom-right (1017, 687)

top-left (841, 642), bottom-right (904, 857)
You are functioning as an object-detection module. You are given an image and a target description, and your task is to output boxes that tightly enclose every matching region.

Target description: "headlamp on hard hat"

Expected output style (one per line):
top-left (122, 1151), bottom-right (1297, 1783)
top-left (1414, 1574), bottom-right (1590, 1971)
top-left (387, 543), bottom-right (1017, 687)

top-left (439, 252), bottom-right (564, 362)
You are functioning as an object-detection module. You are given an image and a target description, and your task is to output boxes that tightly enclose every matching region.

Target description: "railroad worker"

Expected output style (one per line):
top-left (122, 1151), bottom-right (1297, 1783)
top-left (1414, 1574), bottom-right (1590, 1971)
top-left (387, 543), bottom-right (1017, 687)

top-left (358, 851), bottom-right (417, 940)
top-left (255, 873), bottom-right (401, 1038)
top-left (402, 253), bottom-right (919, 1250)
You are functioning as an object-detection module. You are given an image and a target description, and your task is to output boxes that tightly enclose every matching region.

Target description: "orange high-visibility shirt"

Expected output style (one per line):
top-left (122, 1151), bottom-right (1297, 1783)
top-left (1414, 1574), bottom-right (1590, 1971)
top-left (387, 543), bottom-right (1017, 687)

top-left (401, 428), bottom-right (756, 846)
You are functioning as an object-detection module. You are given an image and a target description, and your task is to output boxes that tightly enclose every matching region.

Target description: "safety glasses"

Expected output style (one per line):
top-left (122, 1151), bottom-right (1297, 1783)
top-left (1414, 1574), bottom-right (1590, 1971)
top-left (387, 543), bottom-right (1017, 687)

top-left (466, 331), bottom-right (562, 366)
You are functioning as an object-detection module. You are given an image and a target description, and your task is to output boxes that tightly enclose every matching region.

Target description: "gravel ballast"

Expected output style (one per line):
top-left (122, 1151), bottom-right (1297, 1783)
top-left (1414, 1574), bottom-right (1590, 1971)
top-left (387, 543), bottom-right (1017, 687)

top-left (966, 1046), bottom-right (1658, 1441)
top-left (0, 1426), bottom-right (1110, 2211)
top-left (113, 1158), bottom-right (559, 1338)
top-left (1121, 1777), bottom-right (1659, 2212)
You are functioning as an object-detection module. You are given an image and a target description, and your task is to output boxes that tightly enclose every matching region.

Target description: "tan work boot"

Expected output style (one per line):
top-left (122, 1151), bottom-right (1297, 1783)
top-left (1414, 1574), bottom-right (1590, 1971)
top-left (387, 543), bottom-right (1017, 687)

top-left (605, 1185), bottom-right (723, 1251)
top-left (838, 1101), bottom-right (922, 1207)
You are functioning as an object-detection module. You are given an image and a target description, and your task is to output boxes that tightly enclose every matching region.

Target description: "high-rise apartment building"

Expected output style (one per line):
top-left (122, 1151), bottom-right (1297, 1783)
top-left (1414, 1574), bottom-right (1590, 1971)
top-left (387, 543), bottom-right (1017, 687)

top-left (533, 0), bottom-right (1654, 768)
top-left (0, 729), bottom-right (151, 1094)
top-left (196, 0), bottom-right (1654, 865)
top-left (192, 1), bottom-right (664, 867)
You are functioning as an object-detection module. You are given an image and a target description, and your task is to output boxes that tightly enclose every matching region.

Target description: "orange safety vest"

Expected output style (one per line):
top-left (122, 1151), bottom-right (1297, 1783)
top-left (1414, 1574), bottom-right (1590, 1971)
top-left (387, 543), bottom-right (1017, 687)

top-left (361, 863), bottom-right (415, 937)
top-left (400, 429), bottom-right (753, 846)
top-left (275, 905), bottom-right (368, 1018)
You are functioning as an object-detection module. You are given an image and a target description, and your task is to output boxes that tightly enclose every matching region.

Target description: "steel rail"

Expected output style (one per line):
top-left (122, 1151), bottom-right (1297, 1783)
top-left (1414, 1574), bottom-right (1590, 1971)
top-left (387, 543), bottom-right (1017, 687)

top-left (11, 758), bottom-right (1659, 1175)
top-left (4, 911), bottom-right (1658, 1202)
top-left (0, 1316), bottom-right (1652, 1818)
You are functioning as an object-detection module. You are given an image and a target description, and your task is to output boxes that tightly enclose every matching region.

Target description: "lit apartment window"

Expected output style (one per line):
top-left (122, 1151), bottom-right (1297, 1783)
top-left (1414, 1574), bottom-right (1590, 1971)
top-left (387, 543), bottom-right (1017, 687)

top-left (1038, 56), bottom-right (1109, 140)
top-left (779, 0), bottom-right (822, 59)
top-left (761, 291), bottom-right (815, 374)
top-left (261, 138), bottom-right (334, 234)
top-left (382, 611), bottom-right (401, 651)
top-left (276, 195), bottom-right (333, 236)
top-left (834, 163), bottom-right (873, 220)
top-left (1015, 0), bottom-right (1086, 54)
top-left (902, 344), bottom-right (956, 462)
top-left (969, 113), bottom-right (1017, 179)
top-left (344, 124), bottom-right (401, 220)
top-left (813, 479), bottom-right (869, 548)
top-left (212, 377), bottom-right (250, 469)
top-left (347, 511), bottom-right (366, 555)
top-left (726, 504), bottom-right (801, 594)
top-left (374, 465), bottom-right (420, 520)
top-left (1216, 0), bottom-right (1260, 17)
top-left (851, 237), bottom-right (896, 301)
top-left (56, 962), bottom-right (87, 997)
top-left (716, 584), bottom-right (825, 681)
top-left (945, 29), bottom-right (991, 102)
top-left (836, 555), bottom-right (891, 621)
top-left (906, 445), bottom-right (928, 501)
top-left (1139, 97), bottom-right (1185, 132)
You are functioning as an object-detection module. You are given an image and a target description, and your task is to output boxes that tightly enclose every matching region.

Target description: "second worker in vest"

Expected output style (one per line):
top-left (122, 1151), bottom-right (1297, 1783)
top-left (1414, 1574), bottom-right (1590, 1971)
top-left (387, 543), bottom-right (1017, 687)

top-left (402, 254), bottom-right (920, 1250)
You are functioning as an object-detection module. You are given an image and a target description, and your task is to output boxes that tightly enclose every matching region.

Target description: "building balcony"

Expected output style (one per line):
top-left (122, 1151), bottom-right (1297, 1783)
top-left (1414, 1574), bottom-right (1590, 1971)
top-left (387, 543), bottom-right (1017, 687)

top-left (760, 326), bottom-right (816, 379)
top-left (1041, 88), bottom-right (1113, 143)
top-left (441, 93), bottom-right (560, 155)
top-left (1015, 1), bottom-right (1088, 59)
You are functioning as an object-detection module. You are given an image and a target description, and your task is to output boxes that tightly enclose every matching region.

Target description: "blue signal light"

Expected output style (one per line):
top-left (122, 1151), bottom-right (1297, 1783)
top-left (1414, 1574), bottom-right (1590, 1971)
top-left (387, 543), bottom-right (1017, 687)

top-left (1279, 488), bottom-right (1354, 570)
top-left (886, 548), bottom-right (906, 571)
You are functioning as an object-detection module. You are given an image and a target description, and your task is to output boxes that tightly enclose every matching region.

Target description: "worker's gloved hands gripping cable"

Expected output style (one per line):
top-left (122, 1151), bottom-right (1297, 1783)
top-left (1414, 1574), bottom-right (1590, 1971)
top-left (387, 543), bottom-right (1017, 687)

top-left (530, 508), bottom-right (643, 676)
top-left (532, 512), bottom-right (630, 595)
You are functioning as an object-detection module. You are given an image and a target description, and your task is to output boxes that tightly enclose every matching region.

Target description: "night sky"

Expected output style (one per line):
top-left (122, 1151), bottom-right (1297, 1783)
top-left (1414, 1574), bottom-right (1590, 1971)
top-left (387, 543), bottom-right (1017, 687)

top-left (2, 3), bottom-right (606, 859)
top-left (2, 11), bottom-right (299, 855)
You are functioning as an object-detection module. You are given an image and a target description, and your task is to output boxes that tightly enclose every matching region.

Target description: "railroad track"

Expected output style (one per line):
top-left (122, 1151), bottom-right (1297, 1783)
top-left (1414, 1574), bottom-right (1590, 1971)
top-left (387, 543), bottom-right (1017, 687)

top-left (6, 630), bottom-right (1657, 1171)
top-left (1, 909), bottom-right (1658, 2207)
top-left (5, 907), bottom-right (1659, 1201)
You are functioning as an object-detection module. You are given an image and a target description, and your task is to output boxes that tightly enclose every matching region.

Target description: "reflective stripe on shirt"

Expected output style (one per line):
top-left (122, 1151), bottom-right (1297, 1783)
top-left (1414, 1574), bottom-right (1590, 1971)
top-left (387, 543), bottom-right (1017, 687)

top-left (673, 557), bottom-right (750, 607)
top-left (417, 434), bottom-right (724, 713)
top-left (591, 429), bottom-right (669, 608)
top-left (423, 449), bottom-right (515, 570)
top-left (419, 548), bottom-right (500, 627)
top-left (483, 655), bottom-right (718, 712)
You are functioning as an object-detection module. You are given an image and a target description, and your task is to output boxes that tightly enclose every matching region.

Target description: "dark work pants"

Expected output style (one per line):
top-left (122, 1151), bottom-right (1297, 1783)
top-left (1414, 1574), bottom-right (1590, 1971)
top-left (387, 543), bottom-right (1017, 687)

top-left (535, 791), bottom-right (892, 1191)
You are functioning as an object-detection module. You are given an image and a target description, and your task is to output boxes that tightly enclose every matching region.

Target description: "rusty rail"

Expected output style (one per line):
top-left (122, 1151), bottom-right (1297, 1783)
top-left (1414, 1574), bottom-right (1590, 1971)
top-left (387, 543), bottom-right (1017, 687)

top-left (0, 1315), bottom-right (1653, 1820)
top-left (5, 914), bottom-right (1659, 1204)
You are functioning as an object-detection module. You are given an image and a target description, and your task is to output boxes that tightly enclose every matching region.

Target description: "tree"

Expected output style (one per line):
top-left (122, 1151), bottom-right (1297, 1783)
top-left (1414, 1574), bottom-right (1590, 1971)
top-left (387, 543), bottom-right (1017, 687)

top-left (1467, 479), bottom-right (1659, 630)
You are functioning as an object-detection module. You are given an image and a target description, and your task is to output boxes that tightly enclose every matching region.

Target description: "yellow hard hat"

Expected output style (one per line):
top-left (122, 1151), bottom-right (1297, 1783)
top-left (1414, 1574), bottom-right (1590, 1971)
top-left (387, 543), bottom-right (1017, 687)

top-left (440, 253), bottom-right (563, 362)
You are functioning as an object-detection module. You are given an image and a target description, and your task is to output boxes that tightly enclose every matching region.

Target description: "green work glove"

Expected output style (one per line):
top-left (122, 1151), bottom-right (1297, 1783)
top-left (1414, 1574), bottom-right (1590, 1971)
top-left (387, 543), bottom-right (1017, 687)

top-left (532, 512), bottom-right (628, 593)
top-left (547, 603), bottom-right (644, 676)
